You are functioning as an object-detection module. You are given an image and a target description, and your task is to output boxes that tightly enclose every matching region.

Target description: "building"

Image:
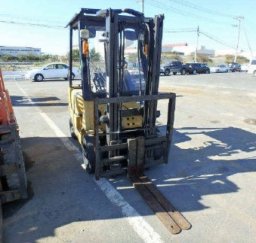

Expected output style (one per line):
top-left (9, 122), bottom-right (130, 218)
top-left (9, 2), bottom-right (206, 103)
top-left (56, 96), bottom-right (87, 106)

top-left (0, 46), bottom-right (41, 56)
top-left (191, 46), bottom-right (215, 57)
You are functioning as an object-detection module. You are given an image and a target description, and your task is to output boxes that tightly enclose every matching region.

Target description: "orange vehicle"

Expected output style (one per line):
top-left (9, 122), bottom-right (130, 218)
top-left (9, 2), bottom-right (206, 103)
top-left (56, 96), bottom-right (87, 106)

top-left (0, 68), bottom-right (27, 203)
top-left (0, 69), bottom-right (16, 126)
top-left (0, 68), bottom-right (27, 239)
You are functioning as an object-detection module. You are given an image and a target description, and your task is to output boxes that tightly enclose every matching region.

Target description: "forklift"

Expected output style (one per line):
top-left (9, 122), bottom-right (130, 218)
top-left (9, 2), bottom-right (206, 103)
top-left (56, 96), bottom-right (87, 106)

top-left (67, 8), bottom-right (191, 234)
top-left (67, 8), bottom-right (176, 179)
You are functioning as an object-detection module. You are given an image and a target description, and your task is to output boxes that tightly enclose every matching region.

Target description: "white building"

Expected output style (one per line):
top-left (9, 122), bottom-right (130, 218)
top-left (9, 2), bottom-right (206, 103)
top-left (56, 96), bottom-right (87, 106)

top-left (191, 46), bottom-right (215, 57)
top-left (0, 46), bottom-right (41, 56)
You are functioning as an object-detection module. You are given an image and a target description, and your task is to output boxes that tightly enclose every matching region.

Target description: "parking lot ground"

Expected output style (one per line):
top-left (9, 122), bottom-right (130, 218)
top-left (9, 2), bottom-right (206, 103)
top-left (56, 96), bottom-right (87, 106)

top-left (2, 72), bottom-right (256, 243)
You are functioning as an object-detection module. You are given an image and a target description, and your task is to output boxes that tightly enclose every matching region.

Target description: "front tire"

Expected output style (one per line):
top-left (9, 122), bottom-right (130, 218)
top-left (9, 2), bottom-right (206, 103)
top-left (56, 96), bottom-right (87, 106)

top-left (82, 136), bottom-right (96, 174)
top-left (164, 69), bottom-right (170, 76)
top-left (34, 74), bottom-right (44, 82)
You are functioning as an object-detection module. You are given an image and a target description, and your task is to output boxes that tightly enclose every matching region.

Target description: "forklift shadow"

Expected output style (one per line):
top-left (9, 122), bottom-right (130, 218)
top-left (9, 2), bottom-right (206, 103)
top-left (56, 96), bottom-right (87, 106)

top-left (143, 126), bottom-right (256, 212)
top-left (11, 95), bottom-right (68, 107)
top-left (3, 136), bottom-right (101, 242)
top-left (3, 127), bottom-right (256, 242)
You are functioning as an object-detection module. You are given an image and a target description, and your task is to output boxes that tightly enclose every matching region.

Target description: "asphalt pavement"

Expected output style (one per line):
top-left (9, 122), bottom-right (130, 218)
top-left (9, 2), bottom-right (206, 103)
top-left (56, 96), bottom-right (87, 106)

top-left (2, 72), bottom-right (256, 243)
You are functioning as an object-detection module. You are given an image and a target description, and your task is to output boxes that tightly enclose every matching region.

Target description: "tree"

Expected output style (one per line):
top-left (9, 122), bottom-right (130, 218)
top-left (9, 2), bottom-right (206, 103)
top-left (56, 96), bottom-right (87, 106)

top-left (161, 52), bottom-right (183, 63)
top-left (71, 49), bottom-right (80, 61)
top-left (196, 54), bottom-right (213, 64)
top-left (67, 48), bottom-right (101, 62)
top-left (90, 48), bottom-right (101, 62)
top-left (224, 54), bottom-right (249, 64)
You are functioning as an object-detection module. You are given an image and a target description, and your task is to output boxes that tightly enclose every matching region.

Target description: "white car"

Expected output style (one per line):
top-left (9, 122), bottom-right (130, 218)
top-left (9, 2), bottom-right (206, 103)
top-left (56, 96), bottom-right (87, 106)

top-left (25, 63), bottom-right (79, 81)
top-left (247, 59), bottom-right (256, 76)
top-left (210, 64), bottom-right (229, 73)
top-left (241, 63), bottom-right (249, 72)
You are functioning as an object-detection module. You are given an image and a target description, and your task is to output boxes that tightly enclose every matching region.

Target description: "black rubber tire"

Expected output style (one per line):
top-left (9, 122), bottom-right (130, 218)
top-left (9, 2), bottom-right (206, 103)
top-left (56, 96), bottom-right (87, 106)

top-left (164, 69), bottom-right (170, 76)
top-left (173, 72), bottom-right (177, 75)
top-left (193, 70), bottom-right (197, 75)
top-left (181, 69), bottom-right (186, 75)
top-left (67, 73), bottom-right (75, 80)
top-left (1, 127), bottom-right (27, 199)
top-left (206, 70), bottom-right (210, 74)
top-left (69, 119), bottom-right (77, 139)
top-left (82, 136), bottom-right (96, 174)
top-left (34, 74), bottom-right (44, 82)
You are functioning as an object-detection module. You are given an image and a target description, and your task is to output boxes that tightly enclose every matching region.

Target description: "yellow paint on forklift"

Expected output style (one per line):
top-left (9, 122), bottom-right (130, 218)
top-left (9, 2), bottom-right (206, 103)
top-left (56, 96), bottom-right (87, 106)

top-left (122, 102), bottom-right (140, 109)
top-left (121, 102), bottom-right (143, 129)
top-left (69, 87), bottom-right (107, 144)
top-left (69, 87), bottom-right (143, 142)
top-left (122, 115), bottom-right (142, 129)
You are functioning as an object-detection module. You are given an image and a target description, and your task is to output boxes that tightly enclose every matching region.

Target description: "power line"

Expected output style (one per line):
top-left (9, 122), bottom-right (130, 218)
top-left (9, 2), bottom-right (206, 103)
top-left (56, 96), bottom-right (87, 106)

top-left (149, 0), bottom-right (189, 18)
top-left (165, 28), bottom-right (197, 33)
top-left (0, 13), bottom-right (64, 25)
top-left (167, 0), bottom-right (235, 18)
top-left (165, 27), bottom-right (236, 49)
top-left (200, 31), bottom-right (235, 49)
top-left (0, 20), bottom-right (64, 29)
top-left (148, 0), bottom-right (233, 26)
top-left (243, 26), bottom-right (253, 58)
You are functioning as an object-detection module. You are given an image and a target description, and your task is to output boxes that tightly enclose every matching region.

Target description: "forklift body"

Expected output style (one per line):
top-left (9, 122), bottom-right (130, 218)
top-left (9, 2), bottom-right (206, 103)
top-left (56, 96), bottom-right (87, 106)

top-left (67, 8), bottom-right (176, 179)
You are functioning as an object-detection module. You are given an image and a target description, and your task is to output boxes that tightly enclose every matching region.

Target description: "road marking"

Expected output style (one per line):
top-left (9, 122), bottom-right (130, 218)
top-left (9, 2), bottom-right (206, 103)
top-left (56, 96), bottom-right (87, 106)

top-left (15, 82), bottom-right (163, 243)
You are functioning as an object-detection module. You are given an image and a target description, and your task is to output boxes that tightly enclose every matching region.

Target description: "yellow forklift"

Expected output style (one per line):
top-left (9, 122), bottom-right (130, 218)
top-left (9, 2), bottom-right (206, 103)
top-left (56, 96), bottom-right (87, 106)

top-left (67, 8), bottom-right (176, 179)
top-left (67, 8), bottom-right (191, 234)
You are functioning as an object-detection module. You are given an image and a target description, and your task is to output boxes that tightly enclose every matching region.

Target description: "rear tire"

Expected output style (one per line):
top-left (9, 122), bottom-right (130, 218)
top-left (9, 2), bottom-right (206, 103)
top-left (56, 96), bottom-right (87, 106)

top-left (66, 73), bottom-right (75, 80)
top-left (1, 127), bottom-right (27, 199)
top-left (181, 69), bottom-right (186, 75)
top-left (69, 119), bottom-right (77, 139)
top-left (173, 72), bottom-right (177, 75)
top-left (34, 74), bottom-right (44, 82)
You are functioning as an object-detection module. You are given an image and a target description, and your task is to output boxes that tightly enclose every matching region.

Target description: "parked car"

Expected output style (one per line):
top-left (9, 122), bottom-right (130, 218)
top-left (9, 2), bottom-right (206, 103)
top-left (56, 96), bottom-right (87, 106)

top-left (210, 64), bottom-right (229, 73)
top-left (25, 63), bottom-right (79, 81)
top-left (182, 63), bottom-right (210, 74)
top-left (228, 62), bottom-right (241, 72)
top-left (241, 63), bottom-right (249, 72)
top-left (160, 61), bottom-right (184, 75)
top-left (247, 59), bottom-right (256, 76)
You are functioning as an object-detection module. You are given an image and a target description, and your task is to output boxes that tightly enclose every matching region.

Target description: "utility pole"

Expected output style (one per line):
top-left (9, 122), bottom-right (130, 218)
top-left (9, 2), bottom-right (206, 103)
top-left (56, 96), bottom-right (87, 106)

top-left (194, 26), bottom-right (199, 63)
top-left (234, 16), bottom-right (244, 62)
top-left (137, 0), bottom-right (144, 14)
